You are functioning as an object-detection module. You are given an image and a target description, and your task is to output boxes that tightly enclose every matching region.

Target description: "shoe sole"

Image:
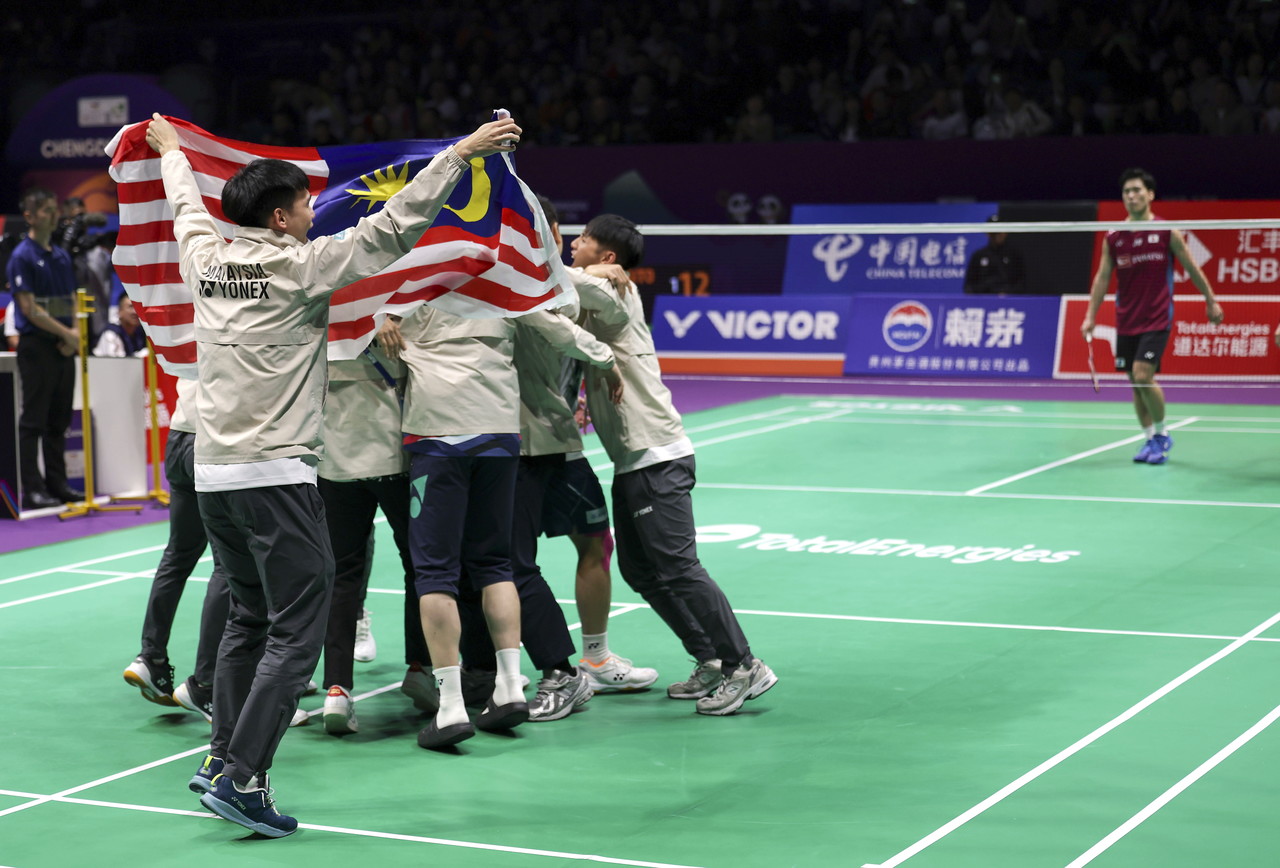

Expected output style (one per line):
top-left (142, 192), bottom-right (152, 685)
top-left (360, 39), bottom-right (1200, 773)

top-left (188, 775), bottom-right (214, 795)
top-left (322, 711), bottom-right (358, 734)
top-left (123, 669), bottom-right (179, 707)
top-left (667, 679), bottom-right (723, 700)
top-left (418, 721), bottom-right (476, 749)
top-left (584, 673), bottom-right (660, 694)
top-left (199, 791), bottom-right (296, 838)
top-left (173, 683), bottom-right (213, 723)
top-left (696, 670), bottom-right (779, 716)
top-left (477, 701), bottom-right (530, 732)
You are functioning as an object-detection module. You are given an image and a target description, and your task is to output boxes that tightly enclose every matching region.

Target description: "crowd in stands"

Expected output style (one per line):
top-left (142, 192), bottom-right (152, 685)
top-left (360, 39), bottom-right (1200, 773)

top-left (4, 0), bottom-right (1280, 148)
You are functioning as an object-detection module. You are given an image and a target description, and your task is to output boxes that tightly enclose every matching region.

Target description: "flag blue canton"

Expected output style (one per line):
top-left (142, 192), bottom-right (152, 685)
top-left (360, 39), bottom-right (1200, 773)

top-left (313, 141), bottom-right (533, 240)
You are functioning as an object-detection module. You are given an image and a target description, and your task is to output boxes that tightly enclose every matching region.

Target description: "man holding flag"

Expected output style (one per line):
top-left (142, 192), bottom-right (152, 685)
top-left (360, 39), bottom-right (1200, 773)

top-left (142, 110), bottom-right (520, 838)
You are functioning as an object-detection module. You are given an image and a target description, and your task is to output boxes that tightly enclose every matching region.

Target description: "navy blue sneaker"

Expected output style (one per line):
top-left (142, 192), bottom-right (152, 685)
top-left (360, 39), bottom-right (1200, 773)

top-left (200, 773), bottom-right (298, 838)
top-left (1147, 433), bottom-right (1173, 464)
top-left (1133, 439), bottom-right (1157, 463)
top-left (188, 755), bottom-right (224, 794)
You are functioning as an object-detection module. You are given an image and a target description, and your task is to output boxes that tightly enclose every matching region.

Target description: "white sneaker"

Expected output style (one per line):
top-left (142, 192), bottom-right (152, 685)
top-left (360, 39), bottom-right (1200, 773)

top-left (289, 707), bottom-right (311, 727)
top-left (302, 679), bottom-right (319, 696)
top-left (578, 654), bottom-right (659, 693)
top-left (354, 608), bottom-right (376, 663)
top-left (322, 685), bottom-right (359, 734)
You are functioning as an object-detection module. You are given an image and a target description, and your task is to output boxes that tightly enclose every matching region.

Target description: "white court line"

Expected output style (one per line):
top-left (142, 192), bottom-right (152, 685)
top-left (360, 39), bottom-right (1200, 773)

top-left (0, 544), bottom-right (166, 586)
top-left (696, 482), bottom-right (1280, 510)
top-left (965, 418), bottom-right (1200, 496)
top-left (0, 789), bottom-right (701, 867)
top-left (819, 417), bottom-right (1280, 434)
top-left (0, 571), bottom-right (153, 610)
top-left (725, 607), bottom-right (1280, 645)
top-left (1065, 701), bottom-right (1280, 867)
top-left (592, 408), bottom-right (854, 473)
top-left (797, 405), bottom-right (1280, 425)
top-left (64, 568), bottom-right (138, 577)
top-left (860, 609), bottom-right (1280, 868)
top-left (581, 405), bottom-right (801, 458)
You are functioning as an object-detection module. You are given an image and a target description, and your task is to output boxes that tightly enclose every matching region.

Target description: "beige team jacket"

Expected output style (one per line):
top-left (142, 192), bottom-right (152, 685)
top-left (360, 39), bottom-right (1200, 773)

top-left (319, 344), bottom-right (407, 481)
top-left (161, 146), bottom-right (468, 465)
top-left (577, 273), bottom-right (685, 464)
top-left (401, 302), bottom-right (615, 440)
top-left (514, 283), bottom-right (623, 455)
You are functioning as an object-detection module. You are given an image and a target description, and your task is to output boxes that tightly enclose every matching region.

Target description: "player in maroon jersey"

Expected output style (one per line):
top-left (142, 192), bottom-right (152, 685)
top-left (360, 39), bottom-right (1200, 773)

top-left (1081, 168), bottom-right (1223, 464)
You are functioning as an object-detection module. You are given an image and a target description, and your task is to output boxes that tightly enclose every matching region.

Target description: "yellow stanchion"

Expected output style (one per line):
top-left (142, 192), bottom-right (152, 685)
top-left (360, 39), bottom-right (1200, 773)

top-left (111, 342), bottom-right (170, 507)
top-left (60, 288), bottom-right (144, 521)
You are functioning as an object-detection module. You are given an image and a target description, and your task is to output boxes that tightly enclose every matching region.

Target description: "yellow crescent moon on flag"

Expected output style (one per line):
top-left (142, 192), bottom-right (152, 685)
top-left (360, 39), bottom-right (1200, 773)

top-left (443, 158), bottom-right (491, 222)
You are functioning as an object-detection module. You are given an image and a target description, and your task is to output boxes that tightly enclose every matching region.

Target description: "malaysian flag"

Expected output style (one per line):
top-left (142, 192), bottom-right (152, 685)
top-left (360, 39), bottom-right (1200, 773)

top-left (106, 116), bottom-right (573, 378)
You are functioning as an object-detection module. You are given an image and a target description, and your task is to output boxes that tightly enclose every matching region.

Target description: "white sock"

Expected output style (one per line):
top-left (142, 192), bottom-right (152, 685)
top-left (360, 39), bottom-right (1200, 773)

top-left (432, 666), bottom-right (468, 728)
top-left (1154, 421), bottom-right (1166, 435)
top-left (1142, 425), bottom-right (1155, 439)
top-left (493, 648), bottom-right (525, 706)
top-left (582, 632), bottom-right (609, 664)
top-left (233, 774), bottom-right (260, 793)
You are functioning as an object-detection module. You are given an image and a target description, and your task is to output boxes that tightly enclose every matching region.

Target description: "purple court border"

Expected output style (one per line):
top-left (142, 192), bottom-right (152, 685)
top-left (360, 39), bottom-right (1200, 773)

top-left (2, 374), bottom-right (1274, 555)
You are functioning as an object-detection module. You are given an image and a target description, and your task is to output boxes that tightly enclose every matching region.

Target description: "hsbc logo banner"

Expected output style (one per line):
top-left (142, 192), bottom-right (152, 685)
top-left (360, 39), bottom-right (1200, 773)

top-left (653, 295), bottom-right (852, 376)
top-left (845, 294), bottom-right (1061, 377)
top-left (782, 203), bottom-right (996, 295)
top-left (1094, 201), bottom-right (1280, 295)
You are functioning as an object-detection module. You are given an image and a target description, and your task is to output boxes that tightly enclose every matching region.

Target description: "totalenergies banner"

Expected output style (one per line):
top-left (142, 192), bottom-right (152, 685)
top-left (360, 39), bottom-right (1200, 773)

top-left (1055, 295), bottom-right (1280, 380)
top-left (1094, 201), bottom-right (1280, 295)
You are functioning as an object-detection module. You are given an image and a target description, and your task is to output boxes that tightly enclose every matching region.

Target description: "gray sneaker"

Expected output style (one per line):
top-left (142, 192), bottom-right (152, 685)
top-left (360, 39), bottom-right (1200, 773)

top-left (695, 658), bottom-right (777, 716)
top-left (529, 669), bottom-right (593, 722)
top-left (667, 659), bottom-right (723, 700)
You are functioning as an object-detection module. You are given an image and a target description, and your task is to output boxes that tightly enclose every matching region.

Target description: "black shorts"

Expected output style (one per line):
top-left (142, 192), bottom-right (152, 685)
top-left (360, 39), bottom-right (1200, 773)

top-left (541, 456), bottom-right (610, 538)
top-left (1114, 330), bottom-right (1170, 373)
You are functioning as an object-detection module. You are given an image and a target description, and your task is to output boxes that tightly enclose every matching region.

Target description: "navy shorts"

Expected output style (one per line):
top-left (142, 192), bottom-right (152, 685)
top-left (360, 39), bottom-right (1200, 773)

top-left (1115, 329), bottom-right (1170, 373)
top-left (541, 456), bottom-right (610, 538)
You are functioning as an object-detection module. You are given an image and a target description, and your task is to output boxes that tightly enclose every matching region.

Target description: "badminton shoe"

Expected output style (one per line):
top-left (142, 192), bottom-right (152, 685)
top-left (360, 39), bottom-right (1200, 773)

top-left (529, 669), bottom-right (593, 722)
top-left (322, 685), bottom-right (358, 734)
top-left (353, 608), bottom-right (376, 662)
top-left (579, 654), bottom-right (659, 693)
top-left (200, 773), bottom-right (297, 838)
top-left (667, 659), bottom-right (724, 700)
top-left (401, 667), bottom-right (440, 714)
top-left (695, 658), bottom-right (778, 716)
top-left (1147, 433), bottom-right (1173, 464)
top-left (123, 656), bottom-right (178, 706)
top-left (188, 754), bottom-right (224, 794)
top-left (173, 676), bottom-right (214, 723)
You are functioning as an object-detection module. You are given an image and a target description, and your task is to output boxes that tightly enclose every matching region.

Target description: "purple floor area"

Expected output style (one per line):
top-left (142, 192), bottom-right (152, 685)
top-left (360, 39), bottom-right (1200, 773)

top-left (2, 373), bottom-right (1274, 555)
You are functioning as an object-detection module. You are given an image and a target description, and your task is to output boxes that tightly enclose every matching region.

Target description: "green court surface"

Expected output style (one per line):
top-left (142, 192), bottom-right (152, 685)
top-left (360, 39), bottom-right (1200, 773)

top-left (1, 394), bottom-right (1278, 867)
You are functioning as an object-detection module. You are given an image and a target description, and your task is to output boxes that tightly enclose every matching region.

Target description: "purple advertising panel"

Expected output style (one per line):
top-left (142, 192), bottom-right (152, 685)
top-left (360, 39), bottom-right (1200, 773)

top-left (844, 294), bottom-right (1061, 378)
top-left (782, 203), bottom-right (997, 296)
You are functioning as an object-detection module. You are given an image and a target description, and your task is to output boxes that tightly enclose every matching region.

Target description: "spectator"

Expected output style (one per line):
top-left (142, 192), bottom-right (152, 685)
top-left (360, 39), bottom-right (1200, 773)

top-left (918, 87), bottom-right (968, 139)
top-left (1201, 78), bottom-right (1254, 134)
top-left (1057, 93), bottom-right (1103, 136)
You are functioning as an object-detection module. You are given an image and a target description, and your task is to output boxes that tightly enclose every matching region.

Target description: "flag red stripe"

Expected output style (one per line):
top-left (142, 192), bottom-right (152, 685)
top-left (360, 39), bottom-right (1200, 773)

top-left (116, 262), bottom-right (184, 287)
top-left (132, 301), bottom-right (194, 327)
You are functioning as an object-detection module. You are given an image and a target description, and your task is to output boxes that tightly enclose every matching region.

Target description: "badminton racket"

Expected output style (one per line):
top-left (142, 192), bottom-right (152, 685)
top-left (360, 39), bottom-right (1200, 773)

top-left (1085, 334), bottom-right (1100, 393)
